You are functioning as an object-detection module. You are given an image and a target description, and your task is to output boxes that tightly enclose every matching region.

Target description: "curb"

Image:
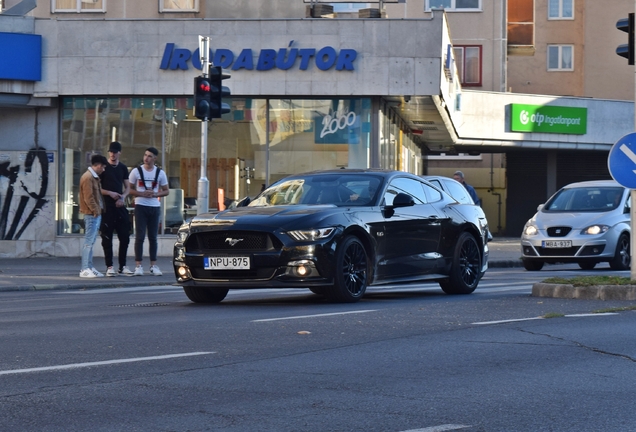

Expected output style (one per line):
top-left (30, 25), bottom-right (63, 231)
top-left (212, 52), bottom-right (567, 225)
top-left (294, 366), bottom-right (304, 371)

top-left (532, 283), bottom-right (636, 301)
top-left (0, 280), bottom-right (176, 292)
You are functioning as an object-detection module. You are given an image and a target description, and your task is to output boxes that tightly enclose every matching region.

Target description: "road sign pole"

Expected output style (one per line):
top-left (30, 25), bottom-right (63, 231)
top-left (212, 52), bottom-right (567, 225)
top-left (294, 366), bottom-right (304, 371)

top-left (632, 190), bottom-right (636, 280)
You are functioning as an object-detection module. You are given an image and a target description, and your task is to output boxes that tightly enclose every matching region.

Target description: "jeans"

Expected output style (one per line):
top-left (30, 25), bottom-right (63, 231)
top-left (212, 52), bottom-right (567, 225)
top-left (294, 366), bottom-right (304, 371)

top-left (134, 205), bottom-right (160, 262)
top-left (100, 206), bottom-right (131, 270)
top-left (81, 214), bottom-right (102, 270)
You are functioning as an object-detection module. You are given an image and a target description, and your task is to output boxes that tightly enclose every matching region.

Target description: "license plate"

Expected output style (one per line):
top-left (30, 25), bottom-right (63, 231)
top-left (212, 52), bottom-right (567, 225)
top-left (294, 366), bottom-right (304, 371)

top-left (204, 256), bottom-right (250, 270)
top-left (542, 240), bottom-right (572, 248)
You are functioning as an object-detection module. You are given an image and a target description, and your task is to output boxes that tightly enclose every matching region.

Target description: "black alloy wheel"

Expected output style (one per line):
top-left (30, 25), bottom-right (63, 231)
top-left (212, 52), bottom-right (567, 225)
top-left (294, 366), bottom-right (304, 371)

top-left (327, 236), bottom-right (368, 303)
top-left (183, 287), bottom-right (229, 303)
top-left (439, 232), bottom-right (481, 295)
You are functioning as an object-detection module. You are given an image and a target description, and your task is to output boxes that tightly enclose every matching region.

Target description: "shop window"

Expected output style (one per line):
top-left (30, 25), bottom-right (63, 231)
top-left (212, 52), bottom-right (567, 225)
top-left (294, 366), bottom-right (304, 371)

top-left (548, 0), bottom-right (573, 20)
top-left (159, 0), bottom-right (198, 12)
top-left (58, 96), bottom-right (372, 235)
top-left (547, 45), bottom-right (573, 71)
top-left (453, 45), bottom-right (482, 86)
top-left (53, 0), bottom-right (105, 12)
top-left (426, 0), bottom-right (481, 11)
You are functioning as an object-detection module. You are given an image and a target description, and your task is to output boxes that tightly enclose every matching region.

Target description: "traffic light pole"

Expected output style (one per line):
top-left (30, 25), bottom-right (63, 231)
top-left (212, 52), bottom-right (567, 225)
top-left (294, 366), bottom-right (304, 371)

top-left (197, 36), bottom-right (210, 215)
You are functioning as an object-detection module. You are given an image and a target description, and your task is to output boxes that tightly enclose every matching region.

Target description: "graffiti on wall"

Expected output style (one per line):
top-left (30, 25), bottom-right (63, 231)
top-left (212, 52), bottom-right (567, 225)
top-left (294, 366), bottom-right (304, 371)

top-left (0, 149), bottom-right (52, 240)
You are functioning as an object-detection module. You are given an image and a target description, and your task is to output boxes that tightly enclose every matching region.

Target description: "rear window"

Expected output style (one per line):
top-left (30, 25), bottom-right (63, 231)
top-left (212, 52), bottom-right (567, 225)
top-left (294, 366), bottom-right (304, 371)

top-left (544, 186), bottom-right (624, 212)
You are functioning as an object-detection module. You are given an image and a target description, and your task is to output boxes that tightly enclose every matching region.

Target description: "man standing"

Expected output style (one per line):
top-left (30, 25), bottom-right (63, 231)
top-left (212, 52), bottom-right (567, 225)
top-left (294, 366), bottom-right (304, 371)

top-left (79, 154), bottom-right (108, 278)
top-left (128, 147), bottom-right (169, 276)
top-left (100, 141), bottom-right (133, 276)
top-left (453, 170), bottom-right (481, 206)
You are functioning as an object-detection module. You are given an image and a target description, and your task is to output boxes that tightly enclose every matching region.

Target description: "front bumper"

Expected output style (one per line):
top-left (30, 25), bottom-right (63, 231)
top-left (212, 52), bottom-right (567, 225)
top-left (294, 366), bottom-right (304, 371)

top-left (521, 237), bottom-right (609, 263)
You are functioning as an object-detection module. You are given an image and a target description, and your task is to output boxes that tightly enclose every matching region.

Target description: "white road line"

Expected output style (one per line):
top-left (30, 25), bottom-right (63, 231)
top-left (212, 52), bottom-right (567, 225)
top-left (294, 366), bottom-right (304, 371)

top-left (54, 286), bottom-right (179, 294)
top-left (0, 352), bottom-right (215, 376)
top-left (400, 425), bottom-right (471, 432)
top-left (252, 309), bottom-right (377, 322)
top-left (473, 317), bottom-right (545, 325)
top-left (473, 313), bottom-right (620, 325)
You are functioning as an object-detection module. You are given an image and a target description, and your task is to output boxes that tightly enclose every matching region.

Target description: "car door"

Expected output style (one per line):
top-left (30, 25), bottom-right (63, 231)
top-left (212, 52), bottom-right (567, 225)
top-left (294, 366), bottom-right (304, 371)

top-left (377, 177), bottom-right (443, 281)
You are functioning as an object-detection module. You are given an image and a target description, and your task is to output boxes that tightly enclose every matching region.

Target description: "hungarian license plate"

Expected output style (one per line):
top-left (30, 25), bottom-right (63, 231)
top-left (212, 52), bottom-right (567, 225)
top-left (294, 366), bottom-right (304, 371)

top-left (542, 240), bottom-right (572, 248)
top-left (204, 256), bottom-right (250, 270)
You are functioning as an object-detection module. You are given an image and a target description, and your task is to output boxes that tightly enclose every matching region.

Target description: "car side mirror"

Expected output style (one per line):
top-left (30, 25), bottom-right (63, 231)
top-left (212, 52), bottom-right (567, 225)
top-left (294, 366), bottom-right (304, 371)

top-left (391, 193), bottom-right (415, 208)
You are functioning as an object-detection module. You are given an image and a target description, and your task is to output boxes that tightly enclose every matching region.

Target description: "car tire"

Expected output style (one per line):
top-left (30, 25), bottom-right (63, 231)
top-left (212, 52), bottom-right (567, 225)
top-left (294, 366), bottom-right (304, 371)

top-left (439, 232), bottom-right (481, 295)
top-left (609, 233), bottom-right (630, 270)
top-left (578, 261), bottom-right (596, 270)
top-left (326, 236), bottom-right (368, 303)
top-left (183, 287), bottom-right (229, 303)
top-left (522, 259), bottom-right (544, 271)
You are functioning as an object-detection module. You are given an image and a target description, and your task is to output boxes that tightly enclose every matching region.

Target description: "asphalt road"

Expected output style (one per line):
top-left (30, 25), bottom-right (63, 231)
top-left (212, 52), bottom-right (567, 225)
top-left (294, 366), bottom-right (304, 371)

top-left (2, 265), bottom-right (636, 432)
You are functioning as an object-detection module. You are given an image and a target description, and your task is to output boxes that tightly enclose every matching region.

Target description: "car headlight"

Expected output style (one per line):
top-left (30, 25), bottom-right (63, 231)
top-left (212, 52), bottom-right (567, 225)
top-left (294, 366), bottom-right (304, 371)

top-left (581, 225), bottom-right (609, 235)
top-left (286, 227), bottom-right (335, 241)
top-left (523, 225), bottom-right (538, 236)
top-left (177, 227), bottom-right (189, 243)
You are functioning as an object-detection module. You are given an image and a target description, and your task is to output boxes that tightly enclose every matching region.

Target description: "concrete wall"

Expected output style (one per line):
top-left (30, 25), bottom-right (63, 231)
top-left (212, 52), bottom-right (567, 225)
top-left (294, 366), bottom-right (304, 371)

top-left (458, 90), bottom-right (635, 150)
top-left (33, 18), bottom-right (445, 99)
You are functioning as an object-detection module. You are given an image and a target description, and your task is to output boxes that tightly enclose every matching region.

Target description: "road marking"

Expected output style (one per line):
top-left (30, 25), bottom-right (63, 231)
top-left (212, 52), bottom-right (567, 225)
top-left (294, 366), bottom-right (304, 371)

top-left (252, 310), bottom-right (377, 322)
top-left (54, 286), bottom-right (179, 294)
top-left (0, 352), bottom-right (215, 376)
top-left (400, 425), bottom-right (471, 432)
top-left (473, 317), bottom-right (545, 325)
top-left (473, 313), bottom-right (619, 325)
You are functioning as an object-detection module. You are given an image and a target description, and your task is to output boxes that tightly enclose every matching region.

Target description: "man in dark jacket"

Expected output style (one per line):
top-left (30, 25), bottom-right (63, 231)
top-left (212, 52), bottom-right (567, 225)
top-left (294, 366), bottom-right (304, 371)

top-left (100, 141), bottom-right (133, 276)
top-left (453, 170), bottom-right (480, 206)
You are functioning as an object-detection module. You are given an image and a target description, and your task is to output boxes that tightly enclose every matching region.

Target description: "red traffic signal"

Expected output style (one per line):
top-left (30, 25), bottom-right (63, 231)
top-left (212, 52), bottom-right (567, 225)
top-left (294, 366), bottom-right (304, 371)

top-left (193, 76), bottom-right (212, 120)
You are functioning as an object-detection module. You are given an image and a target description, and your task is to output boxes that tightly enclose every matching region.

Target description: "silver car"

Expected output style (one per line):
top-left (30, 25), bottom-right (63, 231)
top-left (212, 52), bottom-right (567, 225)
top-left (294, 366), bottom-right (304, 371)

top-left (520, 180), bottom-right (630, 271)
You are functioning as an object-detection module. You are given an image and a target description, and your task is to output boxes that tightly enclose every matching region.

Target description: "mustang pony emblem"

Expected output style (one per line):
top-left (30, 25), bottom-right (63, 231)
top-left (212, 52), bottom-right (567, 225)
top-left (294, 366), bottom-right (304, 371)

top-left (225, 237), bottom-right (244, 247)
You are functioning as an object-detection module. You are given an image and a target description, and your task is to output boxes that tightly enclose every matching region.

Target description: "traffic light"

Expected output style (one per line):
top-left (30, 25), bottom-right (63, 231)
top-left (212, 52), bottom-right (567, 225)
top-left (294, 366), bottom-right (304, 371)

top-left (616, 13), bottom-right (634, 65)
top-left (209, 66), bottom-right (231, 119)
top-left (193, 76), bottom-right (212, 120)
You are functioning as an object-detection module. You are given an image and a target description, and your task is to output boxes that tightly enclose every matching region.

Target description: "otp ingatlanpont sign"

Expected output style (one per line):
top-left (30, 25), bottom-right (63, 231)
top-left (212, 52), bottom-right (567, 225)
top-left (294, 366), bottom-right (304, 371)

top-left (510, 104), bottom-right (587, 135)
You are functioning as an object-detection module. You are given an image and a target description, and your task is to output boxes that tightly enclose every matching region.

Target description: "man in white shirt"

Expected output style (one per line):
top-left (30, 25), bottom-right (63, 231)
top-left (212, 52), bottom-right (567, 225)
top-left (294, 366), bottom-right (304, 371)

top-left (128, 147), bottom-right (169, 276)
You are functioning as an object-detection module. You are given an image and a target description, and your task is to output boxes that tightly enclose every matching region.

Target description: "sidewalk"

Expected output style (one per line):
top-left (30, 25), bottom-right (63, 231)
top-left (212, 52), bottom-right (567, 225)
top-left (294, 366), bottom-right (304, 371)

top-left (0, 238), bottom-right (522, 292)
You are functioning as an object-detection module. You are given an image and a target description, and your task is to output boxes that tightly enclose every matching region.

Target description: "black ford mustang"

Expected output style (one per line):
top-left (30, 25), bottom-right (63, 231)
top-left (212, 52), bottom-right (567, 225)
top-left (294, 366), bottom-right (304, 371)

top-left (173, 169), bottom-right (490, 303)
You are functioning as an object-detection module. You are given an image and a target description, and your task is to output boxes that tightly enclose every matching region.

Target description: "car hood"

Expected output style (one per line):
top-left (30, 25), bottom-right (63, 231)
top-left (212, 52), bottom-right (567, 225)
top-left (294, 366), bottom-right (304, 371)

top-left (532, 210), bottom-right (619, 229)
top-left (189, 204), bottom-right (345, 230)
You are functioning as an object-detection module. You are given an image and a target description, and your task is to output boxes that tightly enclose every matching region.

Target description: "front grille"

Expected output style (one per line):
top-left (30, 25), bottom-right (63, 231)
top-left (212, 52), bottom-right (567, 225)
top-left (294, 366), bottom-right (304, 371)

top-left (537, 246), bottom-right (580, 257)
top-left (190, 267), bottom-right (277, 280)
top-left (186, 230), bottom-right (282, 252)
top-left (547, 227), bottom-right (572, 237)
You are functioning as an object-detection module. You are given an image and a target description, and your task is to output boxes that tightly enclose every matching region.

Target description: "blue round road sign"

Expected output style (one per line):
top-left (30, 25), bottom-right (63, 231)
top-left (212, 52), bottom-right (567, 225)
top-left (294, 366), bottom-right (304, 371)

top-left (608, 132), bottom-right (636, 189)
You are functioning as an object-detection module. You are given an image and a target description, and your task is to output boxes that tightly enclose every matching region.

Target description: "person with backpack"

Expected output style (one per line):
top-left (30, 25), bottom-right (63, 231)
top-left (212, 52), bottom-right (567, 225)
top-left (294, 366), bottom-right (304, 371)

top-left (128, 147), bottom-right (169, 276)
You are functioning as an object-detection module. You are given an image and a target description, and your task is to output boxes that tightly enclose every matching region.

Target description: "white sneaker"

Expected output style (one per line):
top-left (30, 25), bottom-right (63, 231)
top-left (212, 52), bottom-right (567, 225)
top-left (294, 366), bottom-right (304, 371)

top-left (119, 266), bottom-right (134, 276)
top-left (133, 265), bottom-right (144, 276)
top-left (91, 268), bottom-right (105, 277)
top-left (150, 265), bottom-right (163, 276)
top-left (80, 268), bottom-right (97, 278)
top-left (106, 266), bottom-right (117, 277)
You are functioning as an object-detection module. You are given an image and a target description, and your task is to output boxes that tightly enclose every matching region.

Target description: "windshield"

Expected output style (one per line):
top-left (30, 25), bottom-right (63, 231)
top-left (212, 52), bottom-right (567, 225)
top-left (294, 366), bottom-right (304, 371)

top-left (544, 186), bottom-right (624, 212)
top-left (249, 174), bottom-right (383, 207)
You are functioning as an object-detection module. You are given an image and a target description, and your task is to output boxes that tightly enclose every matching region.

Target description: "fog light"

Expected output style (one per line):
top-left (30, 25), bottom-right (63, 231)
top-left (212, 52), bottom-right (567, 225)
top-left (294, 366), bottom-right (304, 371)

top-left (178, 267), bottom-right (188, 277)
top-left (285, 260), bottom-right (318, 278)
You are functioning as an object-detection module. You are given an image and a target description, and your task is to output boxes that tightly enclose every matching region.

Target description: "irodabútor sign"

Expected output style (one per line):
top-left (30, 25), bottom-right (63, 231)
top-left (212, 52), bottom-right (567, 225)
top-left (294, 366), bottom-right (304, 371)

top-left (510, 104), bottom-right (587, 135)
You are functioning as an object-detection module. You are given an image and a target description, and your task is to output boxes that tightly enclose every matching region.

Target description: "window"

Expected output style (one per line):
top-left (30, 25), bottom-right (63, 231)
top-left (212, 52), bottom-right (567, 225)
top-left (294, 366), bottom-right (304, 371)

top-left (384, 178), bottom-right (427, 206)
top-left (547, 45), bottom-right (573, 71)
top-left (508, 0), bottom-right (534, 46)
top-left (453, 46), bottom-right (482, 86)
top-left (426, 0), bottom-right (481, 12)
top-left (53, 0), bottom-right (105, 12)
top-left (159, 0), bottom-right (198, 13)
top-left (548, 0), bottom-right (573, 20)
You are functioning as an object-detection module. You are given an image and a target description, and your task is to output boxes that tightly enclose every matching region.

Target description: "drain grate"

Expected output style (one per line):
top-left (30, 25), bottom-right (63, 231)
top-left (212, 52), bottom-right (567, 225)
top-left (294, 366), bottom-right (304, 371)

top-left (110, 302), bottom-right (172, 307)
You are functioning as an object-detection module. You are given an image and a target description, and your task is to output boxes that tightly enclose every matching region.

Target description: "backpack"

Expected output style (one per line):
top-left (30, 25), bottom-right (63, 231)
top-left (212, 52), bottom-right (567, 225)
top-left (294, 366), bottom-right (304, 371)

top-left (137, 166), bottom-right (161, 191)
